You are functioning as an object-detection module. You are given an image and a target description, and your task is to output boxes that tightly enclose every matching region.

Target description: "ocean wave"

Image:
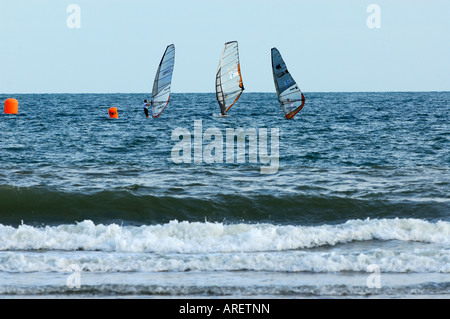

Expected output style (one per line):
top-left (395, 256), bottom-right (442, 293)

top-left (1, 244), bottom-right (449, 273)
top-left (0, 185), bottom-right (448, 226)
top-left (1, 282), bottom-right (448, 298)
top-left (0, 218), bottom-right (448, 254)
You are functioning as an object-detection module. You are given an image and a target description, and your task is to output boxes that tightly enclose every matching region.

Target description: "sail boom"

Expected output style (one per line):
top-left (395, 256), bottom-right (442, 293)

top-left (220, 76), bottom-right (242, 87)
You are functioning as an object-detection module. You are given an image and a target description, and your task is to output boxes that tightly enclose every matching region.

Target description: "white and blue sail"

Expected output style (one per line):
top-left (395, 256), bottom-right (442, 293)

top-left (151, 44), bottom-right (175, 118)
top-left (271, 47), bottom-right (305, 119)
top-left (215, 41), bottom-right (245, 115)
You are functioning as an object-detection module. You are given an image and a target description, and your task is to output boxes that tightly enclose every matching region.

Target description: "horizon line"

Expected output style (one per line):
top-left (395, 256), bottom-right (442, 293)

top-left (1, 90), bottom-right (449, 95)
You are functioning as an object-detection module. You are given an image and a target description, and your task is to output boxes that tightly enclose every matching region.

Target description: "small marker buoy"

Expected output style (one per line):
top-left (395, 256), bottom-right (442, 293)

top-left (108, 107), bottom-right (118, 118)
top-left (4, 98), bottom-right (18, 114)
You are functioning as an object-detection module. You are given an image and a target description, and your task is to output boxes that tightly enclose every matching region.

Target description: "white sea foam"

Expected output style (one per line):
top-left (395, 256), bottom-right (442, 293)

top-left (0, 245), bottom-right (449, 273)
top-left (0, 218), bottom-right (449, 298)
top-left (0, 218), bottom-right (448, 253)
top-left (0, 271), bottom-right (448, 298)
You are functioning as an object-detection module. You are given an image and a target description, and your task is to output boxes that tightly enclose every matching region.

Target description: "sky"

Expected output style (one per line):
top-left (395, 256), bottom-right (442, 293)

top-left (0, 0), bottom-right (449, 93)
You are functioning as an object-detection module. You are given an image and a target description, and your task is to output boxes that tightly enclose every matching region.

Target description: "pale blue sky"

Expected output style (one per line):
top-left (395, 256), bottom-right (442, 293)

top-left (0, 0), bottom-right (449, 93)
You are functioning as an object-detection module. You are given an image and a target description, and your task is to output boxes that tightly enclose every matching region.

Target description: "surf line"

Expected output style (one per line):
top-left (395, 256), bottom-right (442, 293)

top-left (171, 120), bottom-right (279, 174)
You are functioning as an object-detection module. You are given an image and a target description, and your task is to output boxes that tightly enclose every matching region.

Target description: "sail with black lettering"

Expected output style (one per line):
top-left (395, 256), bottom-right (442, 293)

top-left (215, 41), bottom-right (244, 115)
top-left (271, 47), bottom-right (305, 119)
top-left (151, 44), bottom-right (175, 118)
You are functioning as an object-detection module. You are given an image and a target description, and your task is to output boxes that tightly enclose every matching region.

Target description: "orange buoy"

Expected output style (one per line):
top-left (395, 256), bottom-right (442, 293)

top-left (108, 107), bottom-right (118, 118)
top-left (4, 98), bottom-right (18, 114)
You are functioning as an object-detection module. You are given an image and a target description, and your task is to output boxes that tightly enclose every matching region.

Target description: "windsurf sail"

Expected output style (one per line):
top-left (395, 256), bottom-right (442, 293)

top-left (151, 44), bottom-right (175, 118)
top-left (271, 47), bottom-right (305, 119)
top-left (215, 41), bottom-right (244, 115)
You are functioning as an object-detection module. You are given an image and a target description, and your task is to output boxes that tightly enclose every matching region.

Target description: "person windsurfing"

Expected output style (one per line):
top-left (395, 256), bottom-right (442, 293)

top-left (143, 99), bottom-right (150, 118)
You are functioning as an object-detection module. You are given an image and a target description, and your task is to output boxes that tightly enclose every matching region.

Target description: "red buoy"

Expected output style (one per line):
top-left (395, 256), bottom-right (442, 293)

top-left (109, 107), bottom-right (118, 118)
top-left (4, 98), bottom-right (18, 114)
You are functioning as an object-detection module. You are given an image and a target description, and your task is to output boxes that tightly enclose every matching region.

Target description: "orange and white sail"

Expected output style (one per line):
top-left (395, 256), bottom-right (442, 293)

top-left (215, 41), bottom-right (245, 115)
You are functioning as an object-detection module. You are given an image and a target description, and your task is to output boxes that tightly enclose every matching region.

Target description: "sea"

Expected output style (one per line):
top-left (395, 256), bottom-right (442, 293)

top-left (0, 92), bottom-right (448, 300)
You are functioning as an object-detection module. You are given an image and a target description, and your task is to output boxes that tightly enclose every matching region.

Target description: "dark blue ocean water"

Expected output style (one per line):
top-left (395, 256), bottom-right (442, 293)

top-left (0, 92), bottom-right (449, 298)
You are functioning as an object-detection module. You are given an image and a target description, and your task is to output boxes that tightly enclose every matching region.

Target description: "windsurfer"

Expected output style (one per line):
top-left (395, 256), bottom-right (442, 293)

top-left (143, 99), bottom-right (150, 118)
